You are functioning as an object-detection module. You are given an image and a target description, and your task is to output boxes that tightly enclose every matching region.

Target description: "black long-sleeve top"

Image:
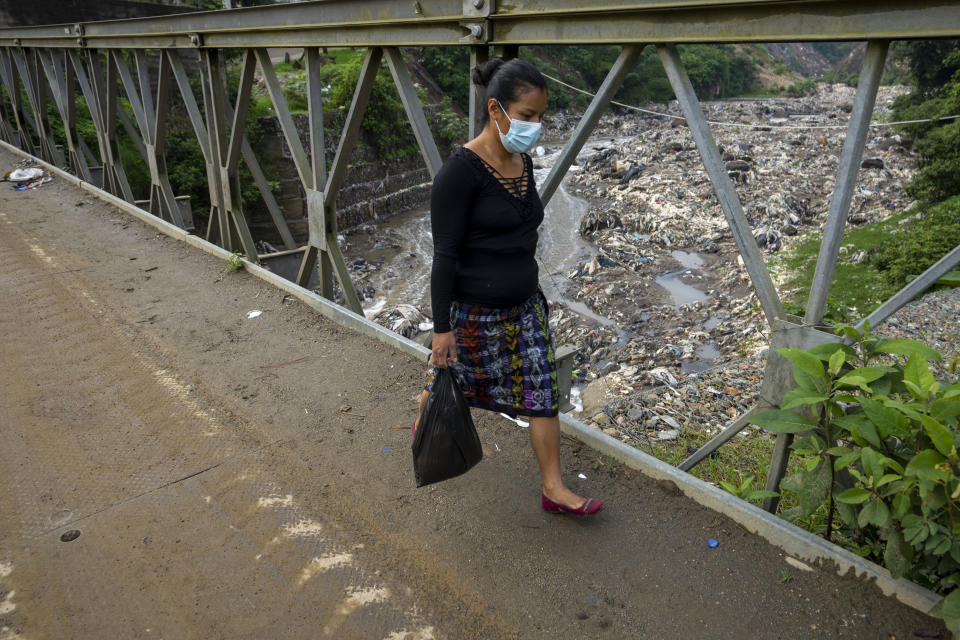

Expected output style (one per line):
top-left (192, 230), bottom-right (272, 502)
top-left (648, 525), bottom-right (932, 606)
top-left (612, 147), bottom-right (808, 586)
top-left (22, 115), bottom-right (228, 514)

top-left (430, 147), bottom-right (544, 333)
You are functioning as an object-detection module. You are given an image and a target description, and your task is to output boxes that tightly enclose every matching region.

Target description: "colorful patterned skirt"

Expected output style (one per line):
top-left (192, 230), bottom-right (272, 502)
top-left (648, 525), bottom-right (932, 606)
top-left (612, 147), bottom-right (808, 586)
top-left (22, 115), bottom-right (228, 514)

top-left (427, 290), bottom-right (559, 418)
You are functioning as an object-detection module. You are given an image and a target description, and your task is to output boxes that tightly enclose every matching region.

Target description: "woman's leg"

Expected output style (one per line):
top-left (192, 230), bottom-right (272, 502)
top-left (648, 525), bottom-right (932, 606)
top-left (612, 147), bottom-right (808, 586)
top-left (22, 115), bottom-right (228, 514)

top-left (414, 389), bottom-right (429, 432)
top-left (529, 415), bottom-right (588, 509)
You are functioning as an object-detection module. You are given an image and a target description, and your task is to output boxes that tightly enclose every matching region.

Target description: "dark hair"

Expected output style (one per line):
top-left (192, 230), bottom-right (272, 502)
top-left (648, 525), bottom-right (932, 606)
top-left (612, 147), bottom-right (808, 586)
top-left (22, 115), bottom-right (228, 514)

top-left (470, 58), bottom-right (547, 127)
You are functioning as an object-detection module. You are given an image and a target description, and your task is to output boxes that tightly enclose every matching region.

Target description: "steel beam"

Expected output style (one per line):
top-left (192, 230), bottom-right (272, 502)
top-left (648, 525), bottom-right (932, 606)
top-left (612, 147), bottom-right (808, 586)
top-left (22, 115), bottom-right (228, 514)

top-left (200, 49), bottom-right (258, 260)
top-left (658, 44), bottom-right (784, 325)
top-left (306, 48), bottom-right (327, 193)
top-left (491, 0), bottom-right (960, 44)
top-left (325, 47), bottom-right (383, 209)
top-left (299, 47), bottom-right (383, 312)
top-left (804, 40), bottom-right (888, 326)
top-left (468, 45), bottom-right (488, 140)
top-left (11, 48), bottom-right (59, 164)
top-left (678, 407), bottom-right (759, 472)
top-left (71, 49), bottom-right (134, 202)
top-left (38, 49), bottom-right (92, 181)
top-left (858, 244), bottom-right (960, 333)
top-left (758, 318), bottom-right (842, 512)
top-left (539, 44), bottom-right (643, 207)
top-left (241, 137), bottom-right (298, 250)
top-left (4, 0), bottom-right (957, 50)
top-left (0, 50), bottom-right (30, 149)
top-left (170, 49), bottom-right (293, 247)
top-left (383, 46), bottom-right (443, 178)
top-left (225, 51), bottom-right (255, 173)
top-left (254, 48), bottom-right (313, 191)
top-left (166, 51), bottom-right (210, 161)
top-left (200, 49), bottom-right (230, 248)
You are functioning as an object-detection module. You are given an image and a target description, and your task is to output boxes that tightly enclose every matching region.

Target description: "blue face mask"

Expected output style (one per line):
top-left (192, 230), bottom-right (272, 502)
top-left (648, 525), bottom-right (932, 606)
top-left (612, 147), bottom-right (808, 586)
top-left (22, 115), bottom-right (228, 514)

top-left (495, 100), bottom-right (541, 154)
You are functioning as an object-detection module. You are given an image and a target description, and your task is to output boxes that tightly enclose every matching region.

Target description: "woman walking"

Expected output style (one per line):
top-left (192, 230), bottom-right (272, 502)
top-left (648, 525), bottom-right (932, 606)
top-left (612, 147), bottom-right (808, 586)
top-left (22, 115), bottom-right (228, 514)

top-left (414, 58), bottom-right (603, 516)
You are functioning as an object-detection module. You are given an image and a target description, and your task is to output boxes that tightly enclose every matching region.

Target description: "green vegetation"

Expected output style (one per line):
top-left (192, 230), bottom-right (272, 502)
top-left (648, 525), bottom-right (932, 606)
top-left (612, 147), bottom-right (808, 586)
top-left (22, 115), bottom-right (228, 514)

top-left (748, 328), bottom-right (960, 633)
top-left (275, 49), bottom-right (465, 160)
top-left (422, 44), bottom-right (757, 113)
top-left (811, 42), bottom-right (856, 65)
top-left (224, 251), bottom-right (246, 272)
top-left (644, 421), bottom-right (783, 505)
top-left (872, 196), bottom-right (960, 295)
top-left (774, 40), bottom-right (960, 327)
top-left (772, 209), bottom-right (915, 325)
top-left (422, 47), bottom-right (470, 113)
top-left (893, 42), bottom-right (960, 205)
top-left (784, 78), bottom-right (817, 97)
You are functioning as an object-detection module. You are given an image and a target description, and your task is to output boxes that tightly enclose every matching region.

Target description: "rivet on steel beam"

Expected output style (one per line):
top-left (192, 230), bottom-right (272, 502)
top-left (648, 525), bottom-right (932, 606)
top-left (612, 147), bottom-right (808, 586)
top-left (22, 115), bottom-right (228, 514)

top-left (76, 38), bottom-right (85, 47)
top-left (190, 34), bottom-right (203, 47)
top-left (414, 2), bottom-right (423, 14)
top-left (73, 24), bottom-right (83, 35)
top-left (13, 39), bottom-right (20, 46)
top-left (469, 24), bottom-right (483, 39)
top-left (473, 0), bottom-right (485, 8)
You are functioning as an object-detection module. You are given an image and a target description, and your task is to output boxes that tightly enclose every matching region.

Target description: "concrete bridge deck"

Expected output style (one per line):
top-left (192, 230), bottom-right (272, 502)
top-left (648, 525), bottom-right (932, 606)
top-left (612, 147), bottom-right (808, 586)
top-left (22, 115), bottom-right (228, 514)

top-left (0, 145), bottom-right (947, 639)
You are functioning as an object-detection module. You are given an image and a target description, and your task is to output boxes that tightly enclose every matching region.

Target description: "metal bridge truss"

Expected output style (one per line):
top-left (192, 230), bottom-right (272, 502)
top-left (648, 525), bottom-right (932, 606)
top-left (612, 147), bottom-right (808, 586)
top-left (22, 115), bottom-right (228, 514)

top-left (1, 0), bottom-right (959, 510)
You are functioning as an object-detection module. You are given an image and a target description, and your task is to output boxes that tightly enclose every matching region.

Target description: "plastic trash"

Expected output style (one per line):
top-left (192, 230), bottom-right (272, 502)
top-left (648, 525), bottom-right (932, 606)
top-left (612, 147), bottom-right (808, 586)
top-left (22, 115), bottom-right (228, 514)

top-left (5, 167), bottom-right (43, 182)
top-left (707, 538), bottom-right (719, 548)
top-left (412, 367), bottom-right (483, 487)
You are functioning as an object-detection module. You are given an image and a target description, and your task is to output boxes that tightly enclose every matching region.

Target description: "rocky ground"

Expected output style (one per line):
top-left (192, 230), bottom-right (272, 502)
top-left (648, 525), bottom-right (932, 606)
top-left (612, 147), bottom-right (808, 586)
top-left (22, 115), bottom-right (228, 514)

top-left (352, 83), bottom-right (958, 468)
top-left (539, 83), bottom-right (960, 454)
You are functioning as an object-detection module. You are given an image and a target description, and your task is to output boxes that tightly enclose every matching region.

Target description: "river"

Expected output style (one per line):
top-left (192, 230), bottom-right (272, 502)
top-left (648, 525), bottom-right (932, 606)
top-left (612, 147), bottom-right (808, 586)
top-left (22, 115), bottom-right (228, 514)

top-left (342, 139), bottom-right (718, 369)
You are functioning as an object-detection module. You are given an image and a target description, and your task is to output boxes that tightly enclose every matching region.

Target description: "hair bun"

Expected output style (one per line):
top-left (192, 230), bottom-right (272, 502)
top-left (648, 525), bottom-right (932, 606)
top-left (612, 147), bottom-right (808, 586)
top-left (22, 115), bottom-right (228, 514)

top-left (471, 58), bottom-right (505, 88)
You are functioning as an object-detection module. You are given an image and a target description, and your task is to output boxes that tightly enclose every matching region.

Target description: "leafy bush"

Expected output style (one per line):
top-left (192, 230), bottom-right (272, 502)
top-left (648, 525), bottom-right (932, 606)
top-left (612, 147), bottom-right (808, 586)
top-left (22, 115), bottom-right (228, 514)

top-left (872, 196), bottom-right (960, 294)
top-left (784, 78), bottom-right (817, 97)
top-left (324, 56), bottom-right (419, 160)
top-left (422, 47), bottom-right (470, 112)
top-left (431, 44), bottom-right (759, 113)
top-left (893, 44), bottom-right (960, 205)
top-left (748, 326), bottom-right (960, 634)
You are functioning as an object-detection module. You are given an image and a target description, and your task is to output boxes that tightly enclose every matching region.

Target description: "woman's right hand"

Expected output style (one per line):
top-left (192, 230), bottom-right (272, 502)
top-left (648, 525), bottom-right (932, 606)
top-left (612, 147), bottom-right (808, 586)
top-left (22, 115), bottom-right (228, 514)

top-left (431, 331), bottom-right (457, 368)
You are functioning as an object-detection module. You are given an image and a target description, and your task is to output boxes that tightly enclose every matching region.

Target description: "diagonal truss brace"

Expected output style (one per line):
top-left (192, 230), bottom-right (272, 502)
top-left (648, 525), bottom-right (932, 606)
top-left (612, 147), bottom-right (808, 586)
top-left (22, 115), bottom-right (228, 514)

top-left (658, 44), bottom-right (784, 326)
top-left (112, 50), bottom-right (187, 229)
top-left (165, 51), bottom-right (294, 253)
top-left (0, 50), bottom-right (29, 148)
top-left (804, 41), bottom-right (889, 326)
top-left (384, 46), bottom-right (443, 178)
top-left (10, 47), bottom-right (60, 165)
top-left (539, 44), bottom-right (644, 207)
top-left (69, 49), bottom-right (135, 202)
top-left (37, 49), bottom-right (91, 182)
top-left (256, 47), bottom-right (385, 314)
top-left (197, 48), bottom-right (258, 261)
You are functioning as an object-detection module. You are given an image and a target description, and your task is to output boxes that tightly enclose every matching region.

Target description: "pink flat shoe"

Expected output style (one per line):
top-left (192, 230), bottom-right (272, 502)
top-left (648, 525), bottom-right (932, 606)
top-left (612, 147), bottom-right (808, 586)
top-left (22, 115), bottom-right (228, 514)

top-left (541, 493), bottom-right (604, 516)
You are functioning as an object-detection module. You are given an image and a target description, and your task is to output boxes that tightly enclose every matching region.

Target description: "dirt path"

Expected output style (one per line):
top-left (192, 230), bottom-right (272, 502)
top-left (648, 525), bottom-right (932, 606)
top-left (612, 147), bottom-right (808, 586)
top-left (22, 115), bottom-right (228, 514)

top-left (0, 147), bottom-right (948, 639)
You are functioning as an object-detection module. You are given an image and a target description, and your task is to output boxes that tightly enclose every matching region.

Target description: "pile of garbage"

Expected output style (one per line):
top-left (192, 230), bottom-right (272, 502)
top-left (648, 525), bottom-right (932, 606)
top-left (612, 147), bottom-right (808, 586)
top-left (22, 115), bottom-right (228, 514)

top-left (3, 160), bottom-right (53, 191)
top-left (370, 303), bottom-right (433, 339)
top-left (548, 84), bottom-right (917, 410)
top-left (581, 353), bottom-right (765, 445)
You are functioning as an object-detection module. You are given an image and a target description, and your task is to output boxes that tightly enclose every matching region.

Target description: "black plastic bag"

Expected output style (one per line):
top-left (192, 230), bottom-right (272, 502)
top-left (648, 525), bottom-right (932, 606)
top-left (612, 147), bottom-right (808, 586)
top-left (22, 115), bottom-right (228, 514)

top-left (412, 366), bottom-right (483, 487)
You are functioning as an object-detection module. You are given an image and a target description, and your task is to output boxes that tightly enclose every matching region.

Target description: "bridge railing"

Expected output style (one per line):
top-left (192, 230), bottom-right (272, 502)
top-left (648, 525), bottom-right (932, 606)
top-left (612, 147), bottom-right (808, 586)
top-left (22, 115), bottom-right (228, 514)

top-left (0, 0), bottom-right (958, 511)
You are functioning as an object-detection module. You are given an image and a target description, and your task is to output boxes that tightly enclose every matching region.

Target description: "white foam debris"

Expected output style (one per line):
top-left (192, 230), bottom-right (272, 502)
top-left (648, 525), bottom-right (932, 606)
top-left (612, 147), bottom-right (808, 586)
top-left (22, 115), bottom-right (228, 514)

top-left (283, 520), bottom-right (324, 538)
top-left (257, 494), bottom-right (293, 508)
top-left (298, 553), bottom-right (354, 585)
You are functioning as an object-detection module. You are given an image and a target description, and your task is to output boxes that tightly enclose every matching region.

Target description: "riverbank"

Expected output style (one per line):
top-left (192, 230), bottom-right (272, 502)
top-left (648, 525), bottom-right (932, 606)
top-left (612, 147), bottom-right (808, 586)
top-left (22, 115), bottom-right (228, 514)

top-left (337, 83), bottom-right (958, 476)
top-left (549, 84), bottom-right (960, 482)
